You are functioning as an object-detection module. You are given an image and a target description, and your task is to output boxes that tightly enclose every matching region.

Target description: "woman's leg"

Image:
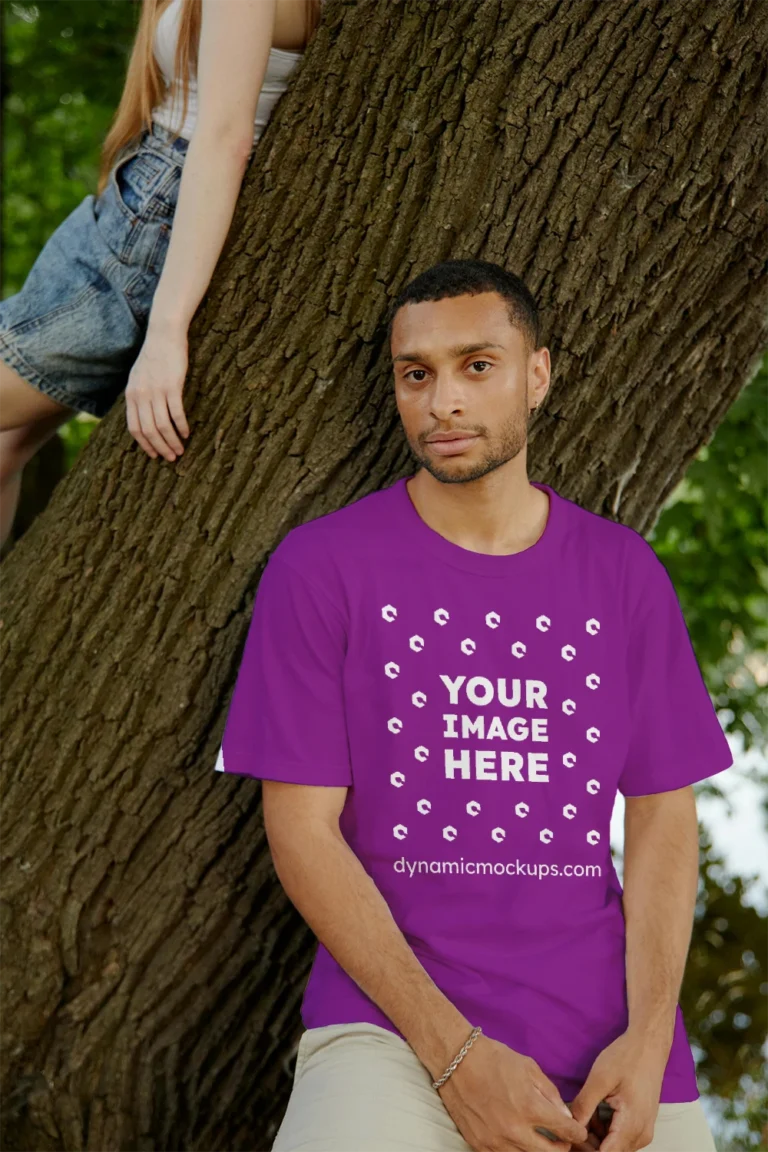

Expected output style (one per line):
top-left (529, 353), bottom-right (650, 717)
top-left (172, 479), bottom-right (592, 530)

top-left (0, 361), bottom-right (77, 547)
top-left (0, 359), bottom-right (77, 430)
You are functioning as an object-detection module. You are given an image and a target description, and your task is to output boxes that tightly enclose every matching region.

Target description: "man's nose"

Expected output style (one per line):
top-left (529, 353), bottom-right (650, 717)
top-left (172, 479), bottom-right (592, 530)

top-left (428, 374), bottom-right (465, 418)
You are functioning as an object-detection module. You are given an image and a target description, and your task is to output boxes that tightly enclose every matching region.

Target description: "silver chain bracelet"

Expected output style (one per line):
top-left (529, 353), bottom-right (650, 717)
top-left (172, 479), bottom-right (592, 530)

top-left (431, 1026), bottom-right (483, 1090)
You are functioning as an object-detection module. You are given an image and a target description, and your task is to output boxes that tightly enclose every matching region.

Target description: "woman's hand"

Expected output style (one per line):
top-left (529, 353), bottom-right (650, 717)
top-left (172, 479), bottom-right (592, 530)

top-left (125, 320), bottom-right (190, 461)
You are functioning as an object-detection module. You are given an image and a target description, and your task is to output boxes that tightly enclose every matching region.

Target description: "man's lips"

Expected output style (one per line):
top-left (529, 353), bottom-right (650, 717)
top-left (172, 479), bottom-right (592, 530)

top-left (425, 432), bottom-right (480, 455)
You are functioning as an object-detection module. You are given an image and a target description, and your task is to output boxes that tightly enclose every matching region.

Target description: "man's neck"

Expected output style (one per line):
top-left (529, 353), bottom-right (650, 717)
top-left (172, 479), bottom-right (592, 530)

top-left (405, 468), bottom-right (550, 558)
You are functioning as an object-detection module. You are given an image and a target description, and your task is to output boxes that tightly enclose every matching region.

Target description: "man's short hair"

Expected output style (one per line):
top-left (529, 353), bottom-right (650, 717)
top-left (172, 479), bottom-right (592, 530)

top-left (386, 258), bottom-right (540, 356)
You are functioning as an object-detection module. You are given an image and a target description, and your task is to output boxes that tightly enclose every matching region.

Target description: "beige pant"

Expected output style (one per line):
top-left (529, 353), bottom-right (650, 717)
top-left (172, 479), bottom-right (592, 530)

top-left (271, 1022), bottom-right (717, 1152)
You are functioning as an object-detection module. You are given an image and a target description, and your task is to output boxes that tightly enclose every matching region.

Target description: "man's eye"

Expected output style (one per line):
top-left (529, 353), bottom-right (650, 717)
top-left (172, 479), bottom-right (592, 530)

top-left (404, 362), bottom-right (491, 382)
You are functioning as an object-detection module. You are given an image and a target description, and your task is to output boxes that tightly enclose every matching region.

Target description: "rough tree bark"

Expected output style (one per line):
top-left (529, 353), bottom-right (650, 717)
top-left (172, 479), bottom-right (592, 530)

top-left (1, 0), bottom-right (766, 1148)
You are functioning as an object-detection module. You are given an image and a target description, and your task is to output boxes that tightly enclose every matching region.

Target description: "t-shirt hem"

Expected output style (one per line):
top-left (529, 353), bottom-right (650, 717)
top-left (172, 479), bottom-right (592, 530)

top-left (619, 747), bottom-right (734, 798)
top-left (657, 1076), bottom-right (701, 1104)
top-left (222, 758), bottom-right (352, 787)
top-left (300, 1009), bottom-right (701, 1102)
top-left (302, 1006), bottom-right (406, 1043)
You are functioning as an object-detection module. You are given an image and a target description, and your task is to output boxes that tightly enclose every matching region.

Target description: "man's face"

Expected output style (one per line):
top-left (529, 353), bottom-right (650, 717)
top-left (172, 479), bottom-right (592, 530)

top-left (391, 291), bottom-right (549, 484)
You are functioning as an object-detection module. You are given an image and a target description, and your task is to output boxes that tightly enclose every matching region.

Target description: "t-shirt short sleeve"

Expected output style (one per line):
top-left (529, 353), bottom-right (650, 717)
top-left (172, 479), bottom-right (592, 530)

top-left (215, 549), bottom-right (352, 786)
top-left (617, 546), bottom-right (734, 798)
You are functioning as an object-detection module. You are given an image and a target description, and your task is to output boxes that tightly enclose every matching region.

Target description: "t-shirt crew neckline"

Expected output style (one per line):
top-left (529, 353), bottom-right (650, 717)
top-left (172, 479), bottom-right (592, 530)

top-left (396, 475), bottom-right (562, 577)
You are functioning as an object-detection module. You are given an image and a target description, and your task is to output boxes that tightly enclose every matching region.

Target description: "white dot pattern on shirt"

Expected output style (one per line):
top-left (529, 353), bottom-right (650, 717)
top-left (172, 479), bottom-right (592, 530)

top-left (382, 602), bottom-right (603, 846)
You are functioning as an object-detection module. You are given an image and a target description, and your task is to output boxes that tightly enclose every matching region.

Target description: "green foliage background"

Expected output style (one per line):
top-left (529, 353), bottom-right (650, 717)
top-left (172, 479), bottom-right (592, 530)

top-left (2, 3), bottom-right (766, 1148)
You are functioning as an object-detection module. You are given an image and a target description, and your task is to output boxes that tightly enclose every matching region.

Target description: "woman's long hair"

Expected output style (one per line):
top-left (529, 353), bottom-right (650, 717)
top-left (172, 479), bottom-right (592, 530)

top-left (97, 0), bottom-right (322, 195)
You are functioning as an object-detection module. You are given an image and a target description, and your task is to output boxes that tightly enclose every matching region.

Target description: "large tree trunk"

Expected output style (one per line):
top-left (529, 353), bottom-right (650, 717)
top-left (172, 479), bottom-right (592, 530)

top-left (1, 0), bottom-right (766, 1148)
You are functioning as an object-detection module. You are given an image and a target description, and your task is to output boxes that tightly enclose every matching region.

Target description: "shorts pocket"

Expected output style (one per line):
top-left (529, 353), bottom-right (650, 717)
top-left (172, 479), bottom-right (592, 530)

top-left (106, 140), bottom-right (143, 221)
top-left (95, 155), bottom-right (175, 279)
top-left (113, 147), bottom-right (180, 225)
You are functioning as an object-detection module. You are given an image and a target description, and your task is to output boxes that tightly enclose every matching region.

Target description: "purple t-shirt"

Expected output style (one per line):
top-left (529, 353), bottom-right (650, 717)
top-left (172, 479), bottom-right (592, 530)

top-left (216, 476), bottom-right (733, 1103)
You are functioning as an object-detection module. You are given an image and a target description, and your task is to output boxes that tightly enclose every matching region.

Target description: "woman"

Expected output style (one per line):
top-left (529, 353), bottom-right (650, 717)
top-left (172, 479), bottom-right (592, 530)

top-left (0, 0), bottom-right (323, 547)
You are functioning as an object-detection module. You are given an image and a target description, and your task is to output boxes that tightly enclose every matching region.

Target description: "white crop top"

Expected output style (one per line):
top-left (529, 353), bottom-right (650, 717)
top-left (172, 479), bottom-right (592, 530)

top-left (151, 0), bottom-right (322, 145)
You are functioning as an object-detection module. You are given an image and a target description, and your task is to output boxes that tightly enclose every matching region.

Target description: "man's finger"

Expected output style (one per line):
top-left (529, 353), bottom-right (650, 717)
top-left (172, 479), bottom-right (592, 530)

top-left (598, 1102), bottom-right (645, 1152)
top-left (566, 1132), bottom-right (601, 1152)
top-left (531, 1115), bottom-right (598, 1152)
top-left (532, 1104), bottom-right (589, 1146)
top-left (568, 1078), bottom-right (613, 1128)
top-left (531, 1080), bottom-right (588, 1144)
top-left (533, 1074), bottom-right (572, 1115)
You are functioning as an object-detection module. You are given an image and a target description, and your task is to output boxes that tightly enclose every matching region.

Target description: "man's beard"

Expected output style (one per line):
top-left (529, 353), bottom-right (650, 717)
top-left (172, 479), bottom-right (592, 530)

top-left (409, 407), bottom-right (529, 485)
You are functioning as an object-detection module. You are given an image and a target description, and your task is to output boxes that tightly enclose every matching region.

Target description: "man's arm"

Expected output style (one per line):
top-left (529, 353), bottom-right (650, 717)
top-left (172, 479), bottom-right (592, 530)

top-left (262, 779), bottom-right (589, 1151)
top-left (622, 784), bottom-right (700, 1057)
top-left (568, 786), bottom-right (701, 1150)
top-left (261, 778), bottom-right (474, 1082)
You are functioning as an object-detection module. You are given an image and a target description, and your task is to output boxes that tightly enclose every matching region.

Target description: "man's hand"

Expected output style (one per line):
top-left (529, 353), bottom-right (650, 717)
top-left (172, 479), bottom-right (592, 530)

top-left (568, 1030), bottom-right (668, 1151)
top-left (439, 1033), bottom-right (590, 1151)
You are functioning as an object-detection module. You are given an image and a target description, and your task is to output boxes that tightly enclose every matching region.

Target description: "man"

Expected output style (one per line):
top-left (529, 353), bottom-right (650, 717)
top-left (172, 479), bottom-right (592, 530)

top-left (215, 258), bottom-right (732, 1152)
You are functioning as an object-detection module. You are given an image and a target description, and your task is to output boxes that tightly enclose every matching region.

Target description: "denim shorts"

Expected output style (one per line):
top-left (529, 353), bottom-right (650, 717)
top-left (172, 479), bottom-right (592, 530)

top-left (0, 121), bottom-right (189, 419)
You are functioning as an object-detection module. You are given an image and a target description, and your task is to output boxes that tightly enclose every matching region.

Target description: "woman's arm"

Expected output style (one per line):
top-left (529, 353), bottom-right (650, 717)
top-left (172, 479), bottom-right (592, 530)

top-left (126, 0), bottom-right (279, 462)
